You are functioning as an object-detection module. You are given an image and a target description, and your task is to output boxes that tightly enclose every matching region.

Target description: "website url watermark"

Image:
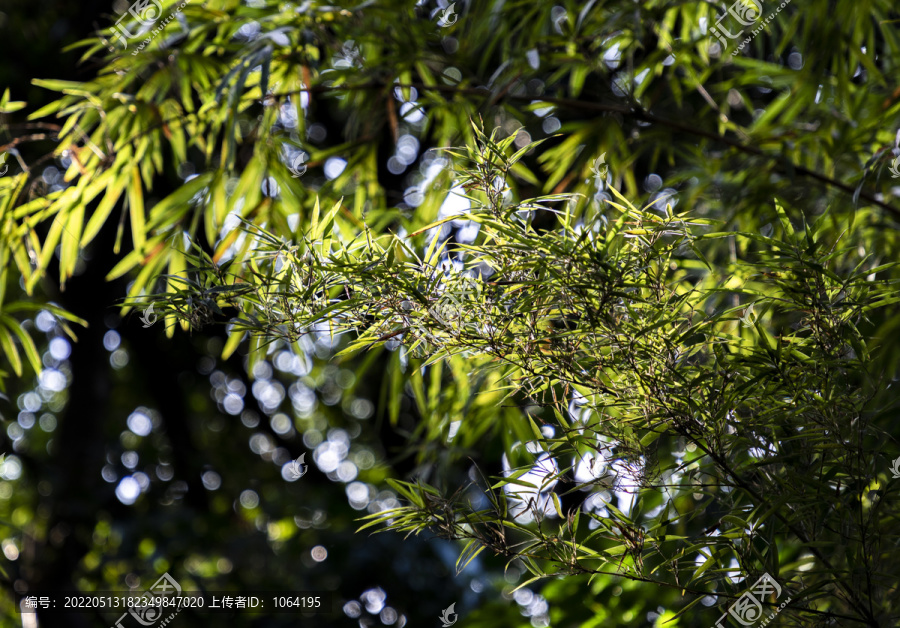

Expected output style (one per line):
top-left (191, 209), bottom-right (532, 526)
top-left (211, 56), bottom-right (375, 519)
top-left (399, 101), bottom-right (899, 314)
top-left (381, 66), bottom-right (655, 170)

top-left (712, 573), bottom-right (790, 627)
top-left (708, 0), bottom-right (793, 56)
top-left (101, 0), bottom-right (191, 55)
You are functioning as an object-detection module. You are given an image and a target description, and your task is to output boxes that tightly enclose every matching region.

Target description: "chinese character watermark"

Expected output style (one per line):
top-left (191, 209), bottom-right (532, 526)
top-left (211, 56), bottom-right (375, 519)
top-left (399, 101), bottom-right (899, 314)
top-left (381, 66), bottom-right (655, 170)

top-left (712, 573), bottom-right (790, 627)
top-left (409, 274), bottom-right (480, 343)
top-left (101, 0), bottom-right (191, 55)
top-left (439, 602), bottom-right (458, 627)
top-left (139, 303), bottom-right (158, 328)
top-left (287, 152), bottom-right (308, 178)
top-left (112, 572), bottom-right (182, 628)
top-left (889, 455), bottom-right (900, 479)
top-left (708, 0), bottom-right (793, 57)
top-left (888, 155), bottom-right (900, 179)
top-left (437, 3), bottom-right (458, 28)
top-left (288, 453), bottom-right (308, 479)
top-left (739, 303), bottom-right (757, 328)
top-left (591, 152), bottom-right (608, 183)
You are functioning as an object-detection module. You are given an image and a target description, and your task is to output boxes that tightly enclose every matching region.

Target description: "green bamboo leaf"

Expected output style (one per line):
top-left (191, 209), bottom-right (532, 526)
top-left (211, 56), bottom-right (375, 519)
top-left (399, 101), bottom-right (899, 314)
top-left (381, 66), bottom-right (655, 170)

top-left (1, 315), bottom-right (41, 375)
top-left (551, 492), bottom-right (564, 518)
top-left (147, 172), bottom-right (214, 232)
top-left (355, 508), bottom-right (409, 533)
top-left (36, 214), bottom-right (66, 280)
top-left (773, 200), bottom-right (796, 241)
top-left (385, 479), bottom-right (425, 508)
top-left (60, 205), bottom-right (84, 286)
top-left (691, 550), bottom-right (718, 581)
top-left (220, 328), bottom-right (245, 360)
top-left (128, 167), bottom-right (146, 253)
top-left (510, 575), bottom-right (547, 594)
top-left (31, 78), bottom-right (91, 93)
top-left (81, 171), bottom-right (128, 247)
top-left (455, 539), bottom-right (486, 574)
top-left (0, 326), bottom-right (22, 377)
top-left (315, 198), bottom-right (343, 241)
top-left (27, 99), bottom-right (64, 120)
